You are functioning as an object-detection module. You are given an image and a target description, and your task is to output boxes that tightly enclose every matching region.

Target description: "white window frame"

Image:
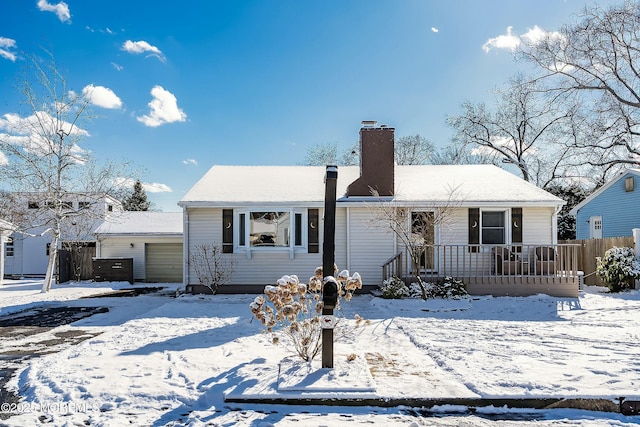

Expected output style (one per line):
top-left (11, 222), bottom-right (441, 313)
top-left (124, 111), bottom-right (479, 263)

top-left (235, 209), bottom-right (309, 259)
top-left (5, 237), bottom-right (13, 257)
top-left (480, 209), bottom-right (510, 245)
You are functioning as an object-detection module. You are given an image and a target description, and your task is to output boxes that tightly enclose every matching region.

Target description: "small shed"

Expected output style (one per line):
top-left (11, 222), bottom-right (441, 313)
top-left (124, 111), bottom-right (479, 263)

top-left (94, 212), bottom-right (183, 283)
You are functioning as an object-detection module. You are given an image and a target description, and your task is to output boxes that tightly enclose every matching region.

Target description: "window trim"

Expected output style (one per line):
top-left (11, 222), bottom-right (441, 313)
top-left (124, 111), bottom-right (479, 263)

top-left (480, 209), bottom-right (510, 246)
top-left (235, 208), bottom-right (311, 259)
top-left (4, 237), bottom-right (13, 257)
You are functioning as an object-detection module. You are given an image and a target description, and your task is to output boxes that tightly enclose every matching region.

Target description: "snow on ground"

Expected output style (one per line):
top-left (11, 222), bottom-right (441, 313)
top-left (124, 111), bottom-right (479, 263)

top-left (0, 279), bottom-right (639, 426)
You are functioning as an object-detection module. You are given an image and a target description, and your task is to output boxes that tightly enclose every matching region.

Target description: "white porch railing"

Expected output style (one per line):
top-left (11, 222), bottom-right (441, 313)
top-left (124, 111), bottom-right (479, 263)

top-left (381, 244), bottom-right (581, 297)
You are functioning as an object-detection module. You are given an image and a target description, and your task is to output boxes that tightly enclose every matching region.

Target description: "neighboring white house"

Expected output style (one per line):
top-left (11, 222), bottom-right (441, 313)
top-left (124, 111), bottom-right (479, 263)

top-left (0, 219), bottom-right (15, 285)
top-left (179, 122), bottom-right (574, 297)
top-left (3, 193), bottom-right (123, 278)
top-left (94, 211), bottom-right (183, 282)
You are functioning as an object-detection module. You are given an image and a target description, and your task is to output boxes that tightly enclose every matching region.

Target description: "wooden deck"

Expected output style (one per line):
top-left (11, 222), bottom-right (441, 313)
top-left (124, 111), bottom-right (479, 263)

top-left (382, 244), bottom-right (581, 298)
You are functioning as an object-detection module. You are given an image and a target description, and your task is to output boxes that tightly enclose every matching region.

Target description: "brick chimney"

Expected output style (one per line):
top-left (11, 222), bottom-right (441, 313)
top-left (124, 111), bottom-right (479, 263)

top-left (346, 121), bottom-right (395, 197)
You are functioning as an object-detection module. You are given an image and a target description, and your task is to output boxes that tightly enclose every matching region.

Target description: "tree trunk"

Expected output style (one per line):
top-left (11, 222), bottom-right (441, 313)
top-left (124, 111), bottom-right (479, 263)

top-left (42, 233), bottom-right (59, 292)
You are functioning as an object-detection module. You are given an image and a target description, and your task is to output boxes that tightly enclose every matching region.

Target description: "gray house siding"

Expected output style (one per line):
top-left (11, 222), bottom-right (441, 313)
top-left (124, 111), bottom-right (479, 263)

top-left (575, 173), bottom-right (640, 239)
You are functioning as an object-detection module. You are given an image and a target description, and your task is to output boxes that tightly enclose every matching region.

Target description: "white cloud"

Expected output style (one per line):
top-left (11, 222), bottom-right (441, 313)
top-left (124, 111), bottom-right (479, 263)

top-left (111, 62), bottom-right (123, 71)
top-left (431, 27), bottom-right (439, 33)
top-left (137, 86), bottom-right (187, 127)
top-left (0, 37), bottom-right (17, 61)
top-left (0, 111), bottom-right (88, 161)
top-left (483, 25), bottom-right (564, 54)
top-left (82, 84), bottom-right (122, 109)
top-left (144, 182), bottom-right (172, 193)
top-left (121, 40), bottom-right (165, 62)
top-left (521, 25), bottom-right (563, 45)
top-left (182, 158), bottom-right (198, 166)
top-left (115, 177), bottom-right (172, 193)
top-left (482, 26), bottom-right (520, 53)
top-left (37, 0), bottom-right (71, 23)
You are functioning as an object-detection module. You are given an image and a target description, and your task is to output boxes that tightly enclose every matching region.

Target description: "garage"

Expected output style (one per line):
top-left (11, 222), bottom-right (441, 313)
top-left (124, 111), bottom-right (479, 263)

top-left (145, 243), bottom-right (183, 283)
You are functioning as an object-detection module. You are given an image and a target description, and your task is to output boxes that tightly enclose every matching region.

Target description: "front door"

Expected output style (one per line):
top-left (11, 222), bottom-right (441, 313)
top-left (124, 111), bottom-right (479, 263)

top-left (411, 211), bottom-right (435, 271)
top-left (590, 216), bottom-right (603, 239)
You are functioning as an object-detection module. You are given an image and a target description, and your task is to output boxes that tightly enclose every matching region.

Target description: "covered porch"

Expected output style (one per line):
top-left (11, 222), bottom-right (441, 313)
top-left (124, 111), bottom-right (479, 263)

top-left (381, 244), bottom-right (581, 298)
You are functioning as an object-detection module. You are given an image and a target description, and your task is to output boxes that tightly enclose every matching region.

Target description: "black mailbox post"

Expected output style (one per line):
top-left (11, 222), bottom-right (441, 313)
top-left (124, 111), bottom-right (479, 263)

top-left (322, 165), bottom-right (338, 368)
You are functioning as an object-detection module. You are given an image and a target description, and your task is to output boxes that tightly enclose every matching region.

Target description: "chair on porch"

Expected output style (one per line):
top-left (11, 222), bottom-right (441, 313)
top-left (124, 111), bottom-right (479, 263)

top-left (492, 246), bottom-right (523, 275)
top-left (534, 246), bottom-right (557, 275)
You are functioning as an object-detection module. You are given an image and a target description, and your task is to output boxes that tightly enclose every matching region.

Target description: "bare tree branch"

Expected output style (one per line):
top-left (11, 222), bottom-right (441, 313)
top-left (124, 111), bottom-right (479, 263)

top-left (0, 52), bottom-right (135, 291)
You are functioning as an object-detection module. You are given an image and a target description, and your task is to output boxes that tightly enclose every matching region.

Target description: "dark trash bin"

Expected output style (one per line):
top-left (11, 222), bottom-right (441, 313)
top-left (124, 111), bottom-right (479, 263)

top-left (93, 258), bottom-right (133, 284)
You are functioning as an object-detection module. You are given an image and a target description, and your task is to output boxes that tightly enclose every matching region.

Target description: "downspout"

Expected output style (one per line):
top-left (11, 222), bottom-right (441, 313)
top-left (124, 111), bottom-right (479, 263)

top-left (183, 208), bottom-right (189, 286)
top-left (552, 203), bottom-right (563, 244)
top-left (0, 234), bottom-right (5, 286)
top-left (346, 207), bottom-right (351, 271)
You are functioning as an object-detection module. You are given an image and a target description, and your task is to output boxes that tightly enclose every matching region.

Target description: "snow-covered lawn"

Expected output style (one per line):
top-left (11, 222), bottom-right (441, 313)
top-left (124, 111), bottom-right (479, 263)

top-left (1, 279), bottom-right (639, 426)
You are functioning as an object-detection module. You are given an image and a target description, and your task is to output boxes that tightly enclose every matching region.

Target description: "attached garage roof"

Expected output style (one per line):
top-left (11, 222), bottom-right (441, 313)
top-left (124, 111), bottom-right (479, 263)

top-left (178, 164), bottom-right (563, 207)
top-left (94, 212), bottom-right (182, 236)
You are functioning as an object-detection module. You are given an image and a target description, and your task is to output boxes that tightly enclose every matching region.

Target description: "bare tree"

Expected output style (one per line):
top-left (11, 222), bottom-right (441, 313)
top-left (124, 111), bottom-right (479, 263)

top-left (303, 142), bottom-right (358, 166)
top-left (0, 53), bottom-right (132, 292)
top-left (447, 75), bottom-right (579, 188)
top-left (394, 134), bottom-right (436, 165)
top-left (304, 134), bottom-right (436, 166)
top-left (188, 242), bottom-right (237, 294)
top-left (519, 1), bottom-right (640, 176)
top-left (368, 187), bottom-right (462, 300)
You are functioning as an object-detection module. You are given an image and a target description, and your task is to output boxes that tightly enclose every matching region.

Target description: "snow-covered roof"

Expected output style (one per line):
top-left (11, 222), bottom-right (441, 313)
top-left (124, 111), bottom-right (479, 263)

top-left (0, 219), bottom-right (14, 237)
top-left (178, 164), bottom-right (564, 207)
top-left (569, 168), bottom-right (640, 216)
top-left (94, 211), bottom-right (182, 235)
top-left (0, 219), bottom-right (14, 230)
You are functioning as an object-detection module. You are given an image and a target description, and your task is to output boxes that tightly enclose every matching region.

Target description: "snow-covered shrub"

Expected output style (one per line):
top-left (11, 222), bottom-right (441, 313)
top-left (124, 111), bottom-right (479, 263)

top-left (406, 282), bottom-right (426, 298)
top-left (380, 276), bottom-right (467, 300)
top-left (596, 246), bottom-right (640, 292)
top-left (249, 266), bottom-right (362, 362)
top-left (423, 277), bottom-right (468, 299)
top-left (380, 276), bottom-right (408, 299)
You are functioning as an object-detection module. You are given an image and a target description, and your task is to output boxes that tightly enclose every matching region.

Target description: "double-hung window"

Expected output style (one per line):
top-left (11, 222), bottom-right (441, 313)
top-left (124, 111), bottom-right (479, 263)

top-left (481, 211), bottom-right (506, 245)
top-left (469, 208), bottom-right (520, 250)
top-left (5, 237), bottom-right (13, 257)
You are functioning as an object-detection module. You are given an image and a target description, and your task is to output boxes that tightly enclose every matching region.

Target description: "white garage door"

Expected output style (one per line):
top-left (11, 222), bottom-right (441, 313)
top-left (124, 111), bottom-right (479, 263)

top-left (145, 243), bottom-right (183, 283)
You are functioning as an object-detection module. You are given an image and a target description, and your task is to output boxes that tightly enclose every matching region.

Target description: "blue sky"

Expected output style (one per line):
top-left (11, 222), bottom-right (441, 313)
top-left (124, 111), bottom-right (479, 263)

top-left (0, 0), bottom-right (620, 211)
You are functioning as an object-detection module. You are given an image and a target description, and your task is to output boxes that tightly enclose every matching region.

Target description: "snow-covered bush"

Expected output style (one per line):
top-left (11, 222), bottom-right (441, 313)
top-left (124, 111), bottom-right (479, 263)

top-left (423, 276), bottom-right (468, 299)
top-left (380, 276), bottom-right (467, 300)
top-left (596, 246), bottom-right (640, 292)
top-left (380, 276), bottom-right (408, 299)
top-left (249, 266), bottom-right (362, 362)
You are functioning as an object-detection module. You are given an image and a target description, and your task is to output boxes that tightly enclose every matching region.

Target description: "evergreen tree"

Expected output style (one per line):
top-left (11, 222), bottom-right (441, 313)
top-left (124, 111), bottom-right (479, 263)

top-left (123, 180), bottom-right (151, 211)
top-left (546, 184), bottom-right (589, 240)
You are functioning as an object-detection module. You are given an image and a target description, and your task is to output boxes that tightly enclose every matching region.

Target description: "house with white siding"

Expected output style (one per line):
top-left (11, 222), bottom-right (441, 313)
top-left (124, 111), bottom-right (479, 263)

top-left (0, 219), bottom-right (15, 285)
top-left (570, 169), bottom-right (640, 239)
top-left (179, 122), bottom-right (580, 297)
top-left (94, 211), bottom-right (183, 282)
top-left (3, 193), bottom-right (123, 279)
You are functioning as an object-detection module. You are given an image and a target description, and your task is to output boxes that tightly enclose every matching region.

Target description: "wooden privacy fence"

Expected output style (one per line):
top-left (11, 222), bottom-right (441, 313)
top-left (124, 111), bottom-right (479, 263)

top-left (559, 237), bottom-right (635, 286)
top-left (58, 244), bottom-right (96, 283)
